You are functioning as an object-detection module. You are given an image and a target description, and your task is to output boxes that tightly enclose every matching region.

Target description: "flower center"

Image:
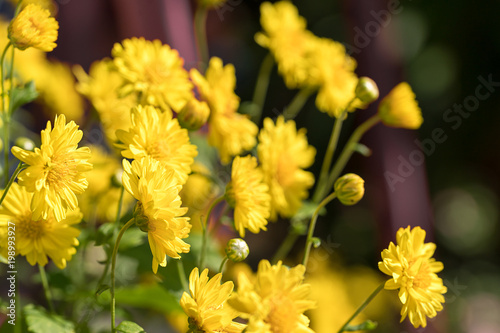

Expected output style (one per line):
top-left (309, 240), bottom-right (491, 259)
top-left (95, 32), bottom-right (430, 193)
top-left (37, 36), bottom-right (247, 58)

top-left (16, 213), bottom-right (52, 240)
top-left (276, 154), bottom-right (296, 188)
top-left (265, 294), bottom-right (297, 333)
top-left (407, 258), bottom-right (432, 290)
top-left (146, 139), bottom-right (171, 160)
top-left (144, 60), bottom-right (169, 86)
top-left (46, 155), bottom-right (78, 190)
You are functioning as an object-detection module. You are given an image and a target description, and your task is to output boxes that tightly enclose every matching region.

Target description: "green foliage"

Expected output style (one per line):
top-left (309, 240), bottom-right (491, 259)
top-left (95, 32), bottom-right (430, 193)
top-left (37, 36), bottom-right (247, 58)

top-left (8, 81), bottom-right (39, 115)
top-left (24, 304), bottom-right (75, 333)
top-left (115, 321), bottom-right (145, 333)
top-left (114, 284), bottom-right (182, 313)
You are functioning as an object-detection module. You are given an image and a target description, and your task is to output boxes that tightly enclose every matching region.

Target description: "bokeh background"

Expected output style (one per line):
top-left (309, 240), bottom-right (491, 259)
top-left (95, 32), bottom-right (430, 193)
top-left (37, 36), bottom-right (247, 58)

top-left (2, 0), bottom-right (500, 332)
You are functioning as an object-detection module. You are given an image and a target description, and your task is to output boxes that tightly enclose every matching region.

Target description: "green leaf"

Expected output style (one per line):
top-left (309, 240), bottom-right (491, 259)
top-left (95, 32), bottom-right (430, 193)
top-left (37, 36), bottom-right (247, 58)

top-left (115, 321), bottom-right (145, 333)
top-left (95, 223), bottom-right (115, 246)
top-left (343, 320), bottom-right (378, 331)
top-left (95, 284), bottom-right (110, 297)
top-left (24, 304), bottom-right (75, 333)
top-left (9, 81), bottom-right (39, 114)
top-left (353, 143), bottom-right (372, 157)
top-left (118, 228), bottom-right (145, 251)
top-left (114, 284), bottom-right (183, 313)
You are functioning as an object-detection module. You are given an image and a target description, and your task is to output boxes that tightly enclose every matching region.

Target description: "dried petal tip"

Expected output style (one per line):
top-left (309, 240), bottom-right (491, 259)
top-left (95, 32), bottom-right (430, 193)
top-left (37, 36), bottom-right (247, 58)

top-left (334, 173), bottom-right (365, 206)
top-left (225, 238), bottom-right (249, 262)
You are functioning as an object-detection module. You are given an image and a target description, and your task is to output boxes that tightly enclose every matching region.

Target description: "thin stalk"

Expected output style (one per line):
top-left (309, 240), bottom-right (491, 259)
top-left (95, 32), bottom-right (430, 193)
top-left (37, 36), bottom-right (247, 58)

top-left (7, 45), bottom-right (15, 115)
top-left (313, 109), bottom-right (348, 203)
top-left (219, 256), bottom-right (228, 274)
top-left (0, 162), bottom-right (24, 206)
top-left (322, 114), bottom-right (381, 199)
top-left (251, 53), bottom-right (274, 124)
top-left (199, 195), bottom-right (225, 270)
top-left (302, 192), bottom-right (337, 267)
top-left (194, 5), bottom-right (209, 71)
top-left (177, 260), bottom-right (189, 292)
top-left (337, 282), bottom-right (385, 333)
top-left (1, 42), bottom-right (11, 186)
top-left (110, 218), bottom-right (135, 332)
top-left (38, 264), bottom-right (55, 313)
top-left (283, 87), bottom-right (316, 120)
top-left (271, 229), bottom-right (300, 264)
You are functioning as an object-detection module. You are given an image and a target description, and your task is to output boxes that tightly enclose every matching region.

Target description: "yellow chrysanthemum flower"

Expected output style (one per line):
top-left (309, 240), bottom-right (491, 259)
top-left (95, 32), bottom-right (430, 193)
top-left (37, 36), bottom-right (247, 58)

top-left (112, 37), bottom-right (193, 112)
top-left (378, 226), bottom-right (447, 328)
top-left (255, 1), bottom-right (317, 88)
top-left (11, 114), bottom-right (92, 222)
top-left (312, 38), bottom-right (361, 118)
top-left (180, 267), bottom-right (246, 333)
top-left (225, 155), bottom-right (270, 238)
top-left (0, 183), bottom-right (81, 269)
top-left (228, 260), bottom-right (315, 333)
top-left (122, 156), bottom-right (191, 274)
top-left (378, 82), bottom-right (423, 129)
top-left (115, 105), bottom-right (197, 184)
top-left (191, 57), bottom-right (258, 164)
top-left (74, 59), bottom-right (135, 144)
top-left (180, 162), bottom-right (215, 216)
top-left (8, 3), bottom-right (58, 52)
top-left (257, 116), bottom-right (315, 220)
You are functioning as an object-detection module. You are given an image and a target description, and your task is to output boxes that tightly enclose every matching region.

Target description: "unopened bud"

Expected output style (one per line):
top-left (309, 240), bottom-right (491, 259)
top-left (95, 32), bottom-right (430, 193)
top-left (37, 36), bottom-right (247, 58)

top-left (334, 173), bottom-right (365, 206)
top-left (178, 99), bottom-right (210, 131)
top-left (225, 238), bottom-right (249, 262)
top-left (355, 77), bottom-right (379, 105)
top-left (111, 169), bottom-right (123, 188)
top-left (14, 137), bottom-right (35, 151)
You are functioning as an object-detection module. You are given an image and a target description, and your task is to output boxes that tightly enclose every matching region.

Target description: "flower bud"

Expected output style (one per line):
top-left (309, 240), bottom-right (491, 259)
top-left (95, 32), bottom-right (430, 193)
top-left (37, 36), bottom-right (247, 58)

top-left (334, 173), bottom-right (365, 206)
top-left (110, 169), bottom-right (123, 188)
top-left (378, 82), bottom-right (423, 129)
top-left (355, 77), bottom-right (379, 105)
top-left (225, 238), bottom-right (249, 262)
top-left (177, 99), bottom-right (210, 131)
top-left (14, 137), bottom-right (35, 151)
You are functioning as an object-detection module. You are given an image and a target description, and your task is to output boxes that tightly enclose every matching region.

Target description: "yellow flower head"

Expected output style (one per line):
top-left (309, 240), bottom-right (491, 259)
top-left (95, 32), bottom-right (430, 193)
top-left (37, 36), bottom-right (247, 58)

top-left (255, 1), bottom-right (317, 88)
top-left (258, 116), bottom-right (315, 220)
top-left (122, 156), bottom-right (191, 273)
top-left (112, 37), bottom-right (193, 112)
top-left (228, 260), bottom-right (315, 333)
top-left (378, 226), bottom-right (447, 328)
top-left (11, 114), bottom-right (92, 222)
top-left (0, 183), bottom-right (81, 269)
top-left (8, 3), bottom-right (58, 52)
top-left (115, 105), bottom-right (197, 184)
top-left (191, 57), bottom-right (258, 164)
top-left (180, 267), bottom-right (245, 333)
top-left (177, 98), bottom-right (210, 131)
top-left (225, 155), bottom-right (270, 238)
top-left (179, 162), bottom-right (215, 216)
top-left (74, 59), bottom-right (135, 144)
top-left (378, 82), bottom-right (423, 129)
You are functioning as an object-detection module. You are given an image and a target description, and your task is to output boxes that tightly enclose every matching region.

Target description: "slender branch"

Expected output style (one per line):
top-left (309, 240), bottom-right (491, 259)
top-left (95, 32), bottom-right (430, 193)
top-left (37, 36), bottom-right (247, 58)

top-left (0, 162), bottom-right (25, 206)
top-left (271, 229), bottom-right (300, 264)
top-left (283, 87), bottom-right (316, 120)
top-left (194, 4), bottom-right (209, 71)
top-left (302, 192), bottom-right (337, 267)
top-left (1, 42), bottom-right (11, 186)
top-left (38, 264), bottom-right (55, 313)
top-left (251, 53), bottom-right (274, 124)
top-left (110, 218), bottom-right (135, 332)
top-left (218, 256), bottom-right (228, 274)
top-left (177, 259), bottom-right (189, 292)
top-left (199, 195), bottom-right (225, 270)
top-left (337, 282), bottom-right (385, 333)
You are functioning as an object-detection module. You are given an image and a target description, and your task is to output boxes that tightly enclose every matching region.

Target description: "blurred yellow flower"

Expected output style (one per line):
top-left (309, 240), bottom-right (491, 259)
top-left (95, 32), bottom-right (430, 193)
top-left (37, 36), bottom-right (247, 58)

top-left (8, 3), bottom-right (58, 52)
top-left (180, 267), bottom-right (245, 333)
top-left (0, 183), bottom-right (81, 269)
top-left (74, 59), bottom-right (135, 144)
top-left (116, 105), bottom-right (197, 184)
top-left (177, 98), bottom-right (210, 131)
top-left (378, 82), bottom-right (423, 129)
top-left (112, 37), bottom-right (193, 112)
top-left (191, 57), bottom-right (258, 164)
top-left (379, 226), bottom-right (447, 328)
top-left (225, 155), bottom-right (270, 238)
top-left (11, 114), bottom-right (92, 222)
top-left (258, 116), bottom-right (315, 220)
top-left (255, 1), bottom-right (317, 89)
top-left (180, 162), bottom-right (215, 216)
top-left (122, 156), bottom-right (191, 274)
top-left (229, 260), bottom-right (315, 333)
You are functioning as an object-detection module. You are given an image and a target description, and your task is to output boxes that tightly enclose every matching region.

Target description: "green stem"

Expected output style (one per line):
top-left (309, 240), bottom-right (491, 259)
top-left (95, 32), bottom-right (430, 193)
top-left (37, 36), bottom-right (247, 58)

top-left (322, 114), bottom-right (381, 200)
top-left (96, 185), bottom-right (125, 292)
top-left (283, 87), bottom-right (316, 120)
top-left (337, 282), bottom-right (385, 333)
top-left (110, 218), bottom-right (135, 332)
top-left (8, 44), bottom-right (15, 116)
top-left (194, 5), bottom-right (209, 71)
top-left (0, 162), bottom-right (24, 206)
top-left (313, 109), bottom-right (348, 203)
top-left (177, 259), bottom-right (189, 292)
top-left (199, 195), bottom-right (225, 270)
top-left (219, 256), bottom-right (228, 274)
top-left (251, 53), bottom-right (274, 124)
top-left (1, 42), bottom-right (11, 186)
top-left (38, 264), bottom-right (55, 313)
top-left (302, 192), bottom-right (337, 267)
top-left (271, 229), bottom-right (300, 264)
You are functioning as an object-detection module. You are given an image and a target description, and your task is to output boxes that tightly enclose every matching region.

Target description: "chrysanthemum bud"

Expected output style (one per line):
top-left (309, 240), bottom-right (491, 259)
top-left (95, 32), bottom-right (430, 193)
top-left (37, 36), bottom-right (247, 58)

top-left (355, 77), bottom-right (379, 105)
top-left (378, 82), bottom-right (423, 129)
top-left (110, 169), bottom-right (123, 188)
top-left (225, 238), bottom-right (249, 262)
top-left (177, 98), bottom-right (210, 131)
top-left (14, 137), bottom-right (35, 151)
top-left (334, 173), bottom-right (365, 206)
